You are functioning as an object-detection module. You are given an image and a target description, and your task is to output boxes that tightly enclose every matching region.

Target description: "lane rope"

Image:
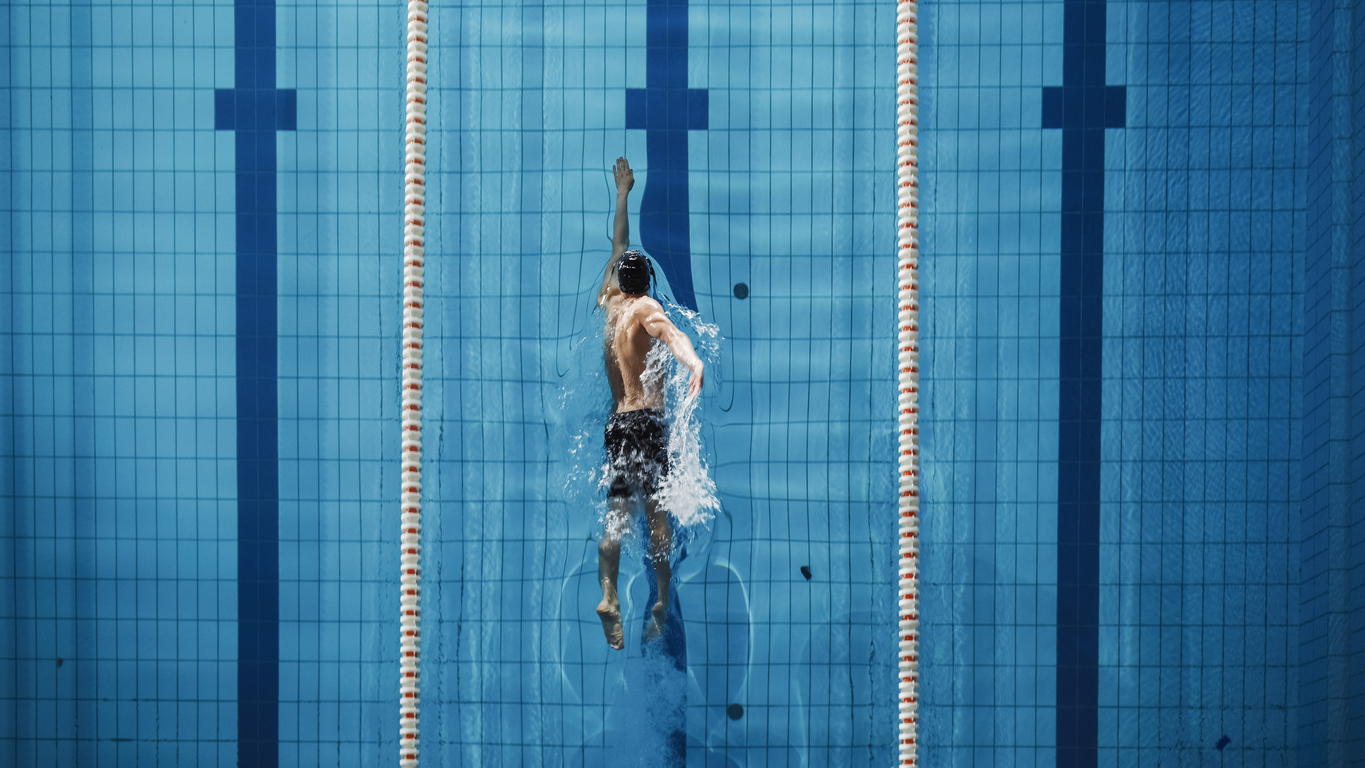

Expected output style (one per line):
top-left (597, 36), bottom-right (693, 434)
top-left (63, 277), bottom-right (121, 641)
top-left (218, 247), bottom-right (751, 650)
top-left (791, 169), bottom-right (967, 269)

top-left (895, 0), bottom-right (920, 762)
top-left (399, 0), bottom-right (428, 765)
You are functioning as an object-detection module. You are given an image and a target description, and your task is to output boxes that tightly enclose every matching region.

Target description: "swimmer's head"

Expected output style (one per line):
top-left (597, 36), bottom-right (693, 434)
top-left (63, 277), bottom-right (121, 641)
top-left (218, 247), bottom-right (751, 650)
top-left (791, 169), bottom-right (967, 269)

top-left (616, 249), bottom-right (653, 295)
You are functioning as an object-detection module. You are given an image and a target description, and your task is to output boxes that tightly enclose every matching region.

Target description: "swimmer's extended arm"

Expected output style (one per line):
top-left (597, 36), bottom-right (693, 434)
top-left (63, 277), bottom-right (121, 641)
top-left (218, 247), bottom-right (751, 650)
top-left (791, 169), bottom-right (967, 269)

top-left (640, 302), bottom-right (705, 402)
top-left (611, 158), bottom-right (633, 256)
top-left (599, 157), bottom-right (635, 307)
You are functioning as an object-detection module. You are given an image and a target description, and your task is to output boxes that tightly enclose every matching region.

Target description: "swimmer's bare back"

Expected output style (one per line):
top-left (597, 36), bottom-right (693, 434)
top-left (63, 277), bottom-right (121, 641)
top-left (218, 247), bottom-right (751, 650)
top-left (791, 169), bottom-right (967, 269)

top-left (601, 294), bottom-right (694, 412)
top-left (597, 158), bottom-right (704, 410)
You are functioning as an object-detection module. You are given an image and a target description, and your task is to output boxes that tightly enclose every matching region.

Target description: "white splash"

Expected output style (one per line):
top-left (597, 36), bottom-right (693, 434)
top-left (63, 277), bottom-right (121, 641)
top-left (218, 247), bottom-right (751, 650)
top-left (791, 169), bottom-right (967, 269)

top-left (641, 306), bottom-right (721, 530)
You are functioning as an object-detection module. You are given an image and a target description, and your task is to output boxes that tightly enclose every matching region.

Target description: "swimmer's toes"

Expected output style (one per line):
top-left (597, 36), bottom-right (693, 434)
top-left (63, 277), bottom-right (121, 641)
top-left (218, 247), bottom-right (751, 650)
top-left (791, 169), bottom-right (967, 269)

top-left (597, 600), bottom-right (624, 650)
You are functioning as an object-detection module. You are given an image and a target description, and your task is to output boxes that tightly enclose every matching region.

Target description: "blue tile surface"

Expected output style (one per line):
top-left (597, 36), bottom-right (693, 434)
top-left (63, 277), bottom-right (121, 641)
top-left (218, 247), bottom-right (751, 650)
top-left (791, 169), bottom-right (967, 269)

top-left (5, 0), bottom-right (1365, 766)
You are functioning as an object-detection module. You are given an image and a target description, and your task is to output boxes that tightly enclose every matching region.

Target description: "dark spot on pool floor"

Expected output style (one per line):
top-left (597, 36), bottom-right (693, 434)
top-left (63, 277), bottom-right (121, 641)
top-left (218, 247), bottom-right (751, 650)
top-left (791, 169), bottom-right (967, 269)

top-left (733, 282), bottom-right (748, 299)
top-left (800, 565), bottom-right (812, 580)
top-left (1216, 735), bottom-right (1231, 751)
top-left (727, 703), bottom-right (744, 720)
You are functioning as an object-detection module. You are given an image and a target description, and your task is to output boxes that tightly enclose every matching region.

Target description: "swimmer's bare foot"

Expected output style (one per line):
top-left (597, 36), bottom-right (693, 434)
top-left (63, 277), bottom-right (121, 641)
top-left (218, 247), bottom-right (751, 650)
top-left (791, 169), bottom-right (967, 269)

top-left (597, 599), bottom-right (624, 650)
top-left (642, 601), bottom-right (667, 643)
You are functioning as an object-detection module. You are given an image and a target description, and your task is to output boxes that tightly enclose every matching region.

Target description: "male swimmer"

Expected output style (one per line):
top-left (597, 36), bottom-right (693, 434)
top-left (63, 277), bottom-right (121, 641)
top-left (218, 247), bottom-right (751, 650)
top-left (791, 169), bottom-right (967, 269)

top-left (594, 157), bottom-right (705, 650)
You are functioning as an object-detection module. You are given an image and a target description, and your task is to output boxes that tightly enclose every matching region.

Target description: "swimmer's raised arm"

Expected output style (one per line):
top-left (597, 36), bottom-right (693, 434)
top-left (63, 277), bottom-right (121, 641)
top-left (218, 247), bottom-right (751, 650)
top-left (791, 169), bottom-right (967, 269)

top-left (611, 158), bottom-right (634, 256)
top-left (640, 301), bottom-right (705, 402)
top-left (599, 157), bottom-right (635, 307)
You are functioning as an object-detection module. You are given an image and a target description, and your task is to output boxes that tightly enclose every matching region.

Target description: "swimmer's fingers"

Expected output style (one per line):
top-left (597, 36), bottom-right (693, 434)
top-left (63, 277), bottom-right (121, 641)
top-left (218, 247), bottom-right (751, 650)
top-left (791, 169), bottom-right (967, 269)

top-left (687, 368), bottom-right (703, 402)
top-left (614, 157), bottom-right (634, 192)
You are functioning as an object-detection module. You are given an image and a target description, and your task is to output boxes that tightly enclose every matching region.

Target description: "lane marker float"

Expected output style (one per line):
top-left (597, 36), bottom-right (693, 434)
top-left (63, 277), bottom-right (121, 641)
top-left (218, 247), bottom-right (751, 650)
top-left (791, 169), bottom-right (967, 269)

top-left (895, 0), bottom-right (920, 762)
top-left (399, 1), bottom-right (428, 765)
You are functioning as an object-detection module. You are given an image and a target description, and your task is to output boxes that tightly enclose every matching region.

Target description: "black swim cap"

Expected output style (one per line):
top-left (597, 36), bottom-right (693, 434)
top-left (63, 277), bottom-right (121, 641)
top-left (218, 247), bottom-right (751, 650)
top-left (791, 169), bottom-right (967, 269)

top-left (617, 250), bottom-right (652, 295)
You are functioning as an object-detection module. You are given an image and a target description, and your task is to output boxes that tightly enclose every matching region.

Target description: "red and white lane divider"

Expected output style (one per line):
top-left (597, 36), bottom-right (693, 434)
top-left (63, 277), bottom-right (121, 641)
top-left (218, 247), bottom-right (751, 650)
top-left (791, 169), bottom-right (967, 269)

top-left (400, 1), bottom-right (428, 765)
top-left (896, 0), bottom-right (920, 763)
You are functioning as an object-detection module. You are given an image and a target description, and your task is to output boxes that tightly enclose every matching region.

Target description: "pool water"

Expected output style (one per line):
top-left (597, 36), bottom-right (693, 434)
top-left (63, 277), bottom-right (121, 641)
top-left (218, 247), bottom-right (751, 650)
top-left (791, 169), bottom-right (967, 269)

top-left (5, 0), bottom-right (1365, 766)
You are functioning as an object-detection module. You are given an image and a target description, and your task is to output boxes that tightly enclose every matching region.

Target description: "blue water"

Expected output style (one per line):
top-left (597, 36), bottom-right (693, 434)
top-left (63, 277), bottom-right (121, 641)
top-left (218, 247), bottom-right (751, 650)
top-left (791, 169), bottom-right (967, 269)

top-left (5, 0), bottom-right (1365, 766)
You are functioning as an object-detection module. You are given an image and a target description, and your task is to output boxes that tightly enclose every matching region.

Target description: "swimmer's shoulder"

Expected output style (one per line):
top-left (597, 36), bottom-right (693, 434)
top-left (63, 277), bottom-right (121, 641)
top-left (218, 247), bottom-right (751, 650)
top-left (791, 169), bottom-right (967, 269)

top-left (627, 295), bottom-right (666, 328)
top-left (630, 294), bottom-right (663, 315)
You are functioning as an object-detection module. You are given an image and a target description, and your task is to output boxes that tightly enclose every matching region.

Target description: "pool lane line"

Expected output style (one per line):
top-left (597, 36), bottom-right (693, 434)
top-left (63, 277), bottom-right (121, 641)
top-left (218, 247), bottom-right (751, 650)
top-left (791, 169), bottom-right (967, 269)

top-left (213, 0), bottom-right (298, 763)
top-left (625, 0), bottom-right (708, 311)
top-left (1041, 1), bottom-right (1126, 765)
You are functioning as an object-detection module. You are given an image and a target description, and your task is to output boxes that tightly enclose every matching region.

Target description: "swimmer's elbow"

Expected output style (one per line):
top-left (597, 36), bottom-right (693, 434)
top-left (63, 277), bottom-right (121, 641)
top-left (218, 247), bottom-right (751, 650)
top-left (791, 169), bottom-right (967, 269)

top-left (658, 323), bottom-right (686, 347)
top-left (665, 328), bottom-right (701, 366)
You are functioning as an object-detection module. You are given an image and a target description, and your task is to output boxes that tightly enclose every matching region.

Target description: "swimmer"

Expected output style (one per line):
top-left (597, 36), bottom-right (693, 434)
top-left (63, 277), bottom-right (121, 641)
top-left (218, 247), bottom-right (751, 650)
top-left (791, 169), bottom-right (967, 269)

top-left (594, 157), bottom-right (705, 650)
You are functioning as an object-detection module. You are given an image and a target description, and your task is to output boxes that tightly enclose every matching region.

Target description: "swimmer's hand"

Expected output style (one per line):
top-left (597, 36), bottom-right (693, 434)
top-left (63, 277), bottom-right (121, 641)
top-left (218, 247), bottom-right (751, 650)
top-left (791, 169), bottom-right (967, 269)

top-left (614, 157), bottom-right (635, 195)
top-left (686, 362), bottom-right (704, 404)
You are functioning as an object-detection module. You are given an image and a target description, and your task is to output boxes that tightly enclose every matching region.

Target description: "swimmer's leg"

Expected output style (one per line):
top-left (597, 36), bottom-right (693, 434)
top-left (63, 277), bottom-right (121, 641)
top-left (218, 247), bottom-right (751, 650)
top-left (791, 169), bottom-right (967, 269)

top-left (642, 498), bottom-right (672, 642)
top-left (597, 496), bottom-right (628, 650)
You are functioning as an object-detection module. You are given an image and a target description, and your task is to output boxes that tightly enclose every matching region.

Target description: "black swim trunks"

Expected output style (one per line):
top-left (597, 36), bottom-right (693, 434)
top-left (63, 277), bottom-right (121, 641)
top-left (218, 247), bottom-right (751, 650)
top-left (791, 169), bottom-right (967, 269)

top-left (604, 408), bottom-right (670, 498)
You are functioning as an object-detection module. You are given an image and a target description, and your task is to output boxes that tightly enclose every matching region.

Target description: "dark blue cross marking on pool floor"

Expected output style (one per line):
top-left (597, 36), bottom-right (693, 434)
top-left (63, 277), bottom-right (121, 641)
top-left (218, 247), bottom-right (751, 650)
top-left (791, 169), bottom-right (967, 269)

top-left (625, 0), bottom-right (707, 311)
top-left (1041, 2), bottom-right (1124, 766)
top-left (214, 0), bottom-right (295, 763)
top-left (623, 7), bottom-right (697, 757)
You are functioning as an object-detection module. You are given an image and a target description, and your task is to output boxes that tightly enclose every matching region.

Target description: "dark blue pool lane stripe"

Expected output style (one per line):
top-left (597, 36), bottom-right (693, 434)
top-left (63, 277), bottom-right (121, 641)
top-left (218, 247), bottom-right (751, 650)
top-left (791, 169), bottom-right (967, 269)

top-left (214, 0), bottom-right (296, 764)
top-left (1042, 1), bottom-right (1124, 766)
top-left (625, 0), bottom-right (707, 311)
